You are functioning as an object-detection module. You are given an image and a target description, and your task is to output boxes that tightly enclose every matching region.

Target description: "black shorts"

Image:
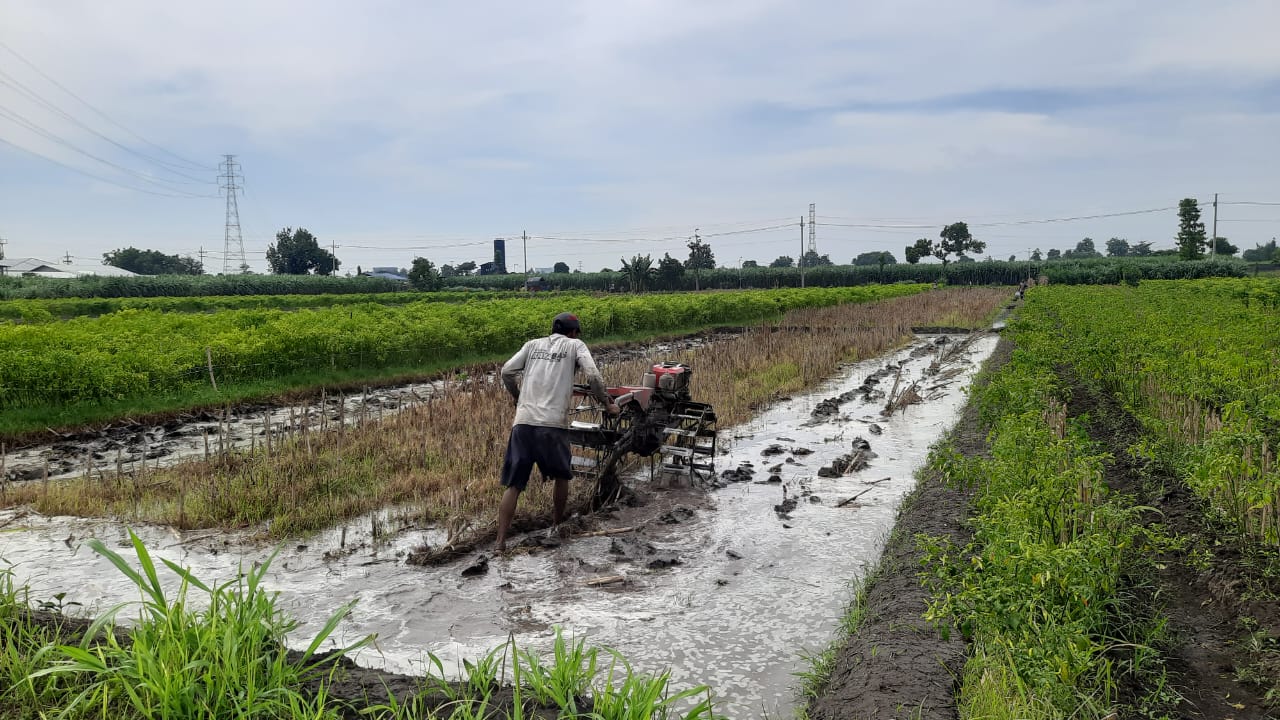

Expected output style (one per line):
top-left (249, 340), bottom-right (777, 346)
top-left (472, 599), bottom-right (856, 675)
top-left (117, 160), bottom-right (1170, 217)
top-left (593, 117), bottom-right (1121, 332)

top-left (500, 424), bottom-right (573, 491)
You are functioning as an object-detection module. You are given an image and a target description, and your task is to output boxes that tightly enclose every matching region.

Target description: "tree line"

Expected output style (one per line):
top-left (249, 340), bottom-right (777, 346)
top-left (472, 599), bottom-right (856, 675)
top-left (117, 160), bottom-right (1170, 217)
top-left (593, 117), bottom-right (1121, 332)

top-left (91, 200), bottom-right (1280, 281)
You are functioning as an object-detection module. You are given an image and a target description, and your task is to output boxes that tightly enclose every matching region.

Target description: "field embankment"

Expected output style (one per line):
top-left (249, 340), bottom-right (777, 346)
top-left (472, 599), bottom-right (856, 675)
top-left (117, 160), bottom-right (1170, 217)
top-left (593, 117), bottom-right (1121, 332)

top-left (808, 277), bottom-right (1280, 718)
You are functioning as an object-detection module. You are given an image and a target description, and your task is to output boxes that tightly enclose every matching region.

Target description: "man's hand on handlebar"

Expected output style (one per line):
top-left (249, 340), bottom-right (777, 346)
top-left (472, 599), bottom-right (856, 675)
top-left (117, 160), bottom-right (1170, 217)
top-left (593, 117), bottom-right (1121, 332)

top-left (605, 400), bottom-right (621, 416)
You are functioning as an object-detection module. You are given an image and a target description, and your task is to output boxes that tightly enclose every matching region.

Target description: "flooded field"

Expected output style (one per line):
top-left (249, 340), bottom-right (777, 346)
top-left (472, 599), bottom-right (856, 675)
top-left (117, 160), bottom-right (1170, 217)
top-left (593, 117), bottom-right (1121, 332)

top-left (0, 331), bottom-right (997, 719)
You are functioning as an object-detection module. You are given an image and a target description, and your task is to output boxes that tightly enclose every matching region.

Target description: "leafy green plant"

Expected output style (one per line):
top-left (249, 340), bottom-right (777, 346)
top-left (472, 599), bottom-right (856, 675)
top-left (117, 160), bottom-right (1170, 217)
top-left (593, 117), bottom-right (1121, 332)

top-left (28, 529), bottom-right (372, 719)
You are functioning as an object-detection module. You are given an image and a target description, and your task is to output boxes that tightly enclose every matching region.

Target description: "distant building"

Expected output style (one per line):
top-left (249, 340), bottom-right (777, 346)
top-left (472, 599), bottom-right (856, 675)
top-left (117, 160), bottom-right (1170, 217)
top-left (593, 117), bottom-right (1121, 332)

top-left (1, 257), bottom-right (139, 278)
top-left (360, 266), bottom-right (409, 282)
top-left (480, 238), bottom-right (507, 275)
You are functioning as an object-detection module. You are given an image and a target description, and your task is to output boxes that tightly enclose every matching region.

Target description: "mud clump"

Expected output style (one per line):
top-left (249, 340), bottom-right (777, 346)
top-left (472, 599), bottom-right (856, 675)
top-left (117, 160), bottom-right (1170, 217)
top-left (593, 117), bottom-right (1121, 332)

top-left (609, 537), bottom-right (681, 569)
top-left (818, 438), bottom-right (877, 477)
top-left (867, 423), bottom-right (883, 435)
top-left (761, 444), bottom-right (787, 456)
top-left (714, 463), bottom-right (756, 487)
top-left (645, 554), bottom-right (681, 570)
top-left (460, 554), bottom-right (490, 577)
top-left (658, 506), bottom-right (696, 524)
top-left (774, 497), bottom-right (799, 516)
top-left (609, 537), bottom-right (657, 559)
top-left (791, 446), bottom-right (814, 456)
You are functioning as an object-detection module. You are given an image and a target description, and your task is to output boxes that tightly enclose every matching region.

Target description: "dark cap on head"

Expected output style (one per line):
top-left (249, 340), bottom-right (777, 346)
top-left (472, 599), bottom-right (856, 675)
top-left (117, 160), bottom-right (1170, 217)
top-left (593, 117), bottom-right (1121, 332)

top-left (552, 312), bottom-right (580, 336)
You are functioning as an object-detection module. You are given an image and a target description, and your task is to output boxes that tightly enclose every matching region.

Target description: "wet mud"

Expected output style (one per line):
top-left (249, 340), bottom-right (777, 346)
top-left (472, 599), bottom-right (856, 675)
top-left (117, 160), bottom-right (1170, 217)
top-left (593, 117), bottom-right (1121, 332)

top-left (1, 332), bottom-right (999, 719)
top-left (807, 336), bottom-right (1010, 720)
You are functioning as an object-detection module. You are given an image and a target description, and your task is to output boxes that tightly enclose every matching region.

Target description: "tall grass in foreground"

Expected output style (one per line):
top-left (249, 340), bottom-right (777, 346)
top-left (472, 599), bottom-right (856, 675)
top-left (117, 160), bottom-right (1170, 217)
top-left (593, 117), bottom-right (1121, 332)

top-left (6, 288), bottom-right (1009, 539)
top-left (1, 532), bottom-right (717, 719)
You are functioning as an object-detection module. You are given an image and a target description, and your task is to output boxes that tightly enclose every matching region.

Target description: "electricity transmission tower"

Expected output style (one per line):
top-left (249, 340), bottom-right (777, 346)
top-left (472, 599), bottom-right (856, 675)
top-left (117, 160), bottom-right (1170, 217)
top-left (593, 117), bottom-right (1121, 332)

top-left (807, 203), bottom-right (816, 256)
top-left (218, 155), bottom-right (248, 274)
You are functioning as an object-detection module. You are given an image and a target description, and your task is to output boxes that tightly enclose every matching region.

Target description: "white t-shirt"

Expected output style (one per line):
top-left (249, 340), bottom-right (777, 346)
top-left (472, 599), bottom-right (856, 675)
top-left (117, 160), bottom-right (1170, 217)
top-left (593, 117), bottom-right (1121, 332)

top-left (501, 333), bottom-right (608, 428)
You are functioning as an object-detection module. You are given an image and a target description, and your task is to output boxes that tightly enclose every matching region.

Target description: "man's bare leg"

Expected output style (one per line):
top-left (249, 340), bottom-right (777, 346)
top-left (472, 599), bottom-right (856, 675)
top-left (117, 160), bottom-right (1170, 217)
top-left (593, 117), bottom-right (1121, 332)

top-left (552, 477), bottom-right (569, 526)
top-left (496, 486), bottom-right (522, 552)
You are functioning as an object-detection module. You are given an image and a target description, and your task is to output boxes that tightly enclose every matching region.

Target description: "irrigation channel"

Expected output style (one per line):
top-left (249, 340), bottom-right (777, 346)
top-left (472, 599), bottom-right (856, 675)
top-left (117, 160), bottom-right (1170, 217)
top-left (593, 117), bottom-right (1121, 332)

top-left (1, 330), bottom-right (998, 718)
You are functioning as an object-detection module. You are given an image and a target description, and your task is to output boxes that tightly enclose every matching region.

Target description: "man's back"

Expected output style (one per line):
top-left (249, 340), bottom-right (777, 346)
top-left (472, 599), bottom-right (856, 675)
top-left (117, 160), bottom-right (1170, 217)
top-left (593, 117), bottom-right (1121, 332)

top-left (502, 333), bottom-right (602, 428)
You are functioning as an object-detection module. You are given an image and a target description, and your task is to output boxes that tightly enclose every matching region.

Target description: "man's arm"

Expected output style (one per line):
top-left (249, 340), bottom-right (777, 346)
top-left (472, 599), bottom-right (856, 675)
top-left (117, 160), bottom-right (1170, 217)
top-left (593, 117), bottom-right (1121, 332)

top-left (501, 341), bottom-right (532, 401)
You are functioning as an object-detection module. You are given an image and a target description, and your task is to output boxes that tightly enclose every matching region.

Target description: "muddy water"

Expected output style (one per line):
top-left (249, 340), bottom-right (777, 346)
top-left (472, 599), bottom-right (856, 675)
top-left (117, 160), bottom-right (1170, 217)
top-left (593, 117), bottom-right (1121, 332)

top-left (0, 333), bottom-right (997, 719)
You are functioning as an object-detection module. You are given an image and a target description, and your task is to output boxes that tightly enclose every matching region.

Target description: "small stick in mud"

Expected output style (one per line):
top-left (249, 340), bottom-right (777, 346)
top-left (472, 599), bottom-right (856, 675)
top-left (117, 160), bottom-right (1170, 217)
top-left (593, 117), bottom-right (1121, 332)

top-left (577, 526), bottom-right (638, 538)
top-left (585, 575), bottom-right (627, 587)
top-left (837, 485), bottom-right (880, 508)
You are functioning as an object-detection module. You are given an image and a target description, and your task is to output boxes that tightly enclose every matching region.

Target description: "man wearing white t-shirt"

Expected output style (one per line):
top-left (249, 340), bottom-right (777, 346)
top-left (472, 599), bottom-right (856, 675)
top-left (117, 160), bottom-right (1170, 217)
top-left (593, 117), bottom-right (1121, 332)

top-left (495, 312), bottom-right (618, 552)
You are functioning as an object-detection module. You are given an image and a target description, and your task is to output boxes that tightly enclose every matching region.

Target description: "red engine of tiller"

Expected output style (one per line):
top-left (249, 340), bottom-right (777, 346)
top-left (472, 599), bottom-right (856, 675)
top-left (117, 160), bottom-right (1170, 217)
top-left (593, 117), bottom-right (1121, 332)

top-left (648, 362), bottom-right (691, 392)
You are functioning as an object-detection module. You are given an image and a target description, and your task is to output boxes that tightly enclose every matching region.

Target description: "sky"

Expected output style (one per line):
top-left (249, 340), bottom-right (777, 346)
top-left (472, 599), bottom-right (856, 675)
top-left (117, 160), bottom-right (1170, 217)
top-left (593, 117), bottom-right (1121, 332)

top-left (2, 1), bottom-right (1279, 274)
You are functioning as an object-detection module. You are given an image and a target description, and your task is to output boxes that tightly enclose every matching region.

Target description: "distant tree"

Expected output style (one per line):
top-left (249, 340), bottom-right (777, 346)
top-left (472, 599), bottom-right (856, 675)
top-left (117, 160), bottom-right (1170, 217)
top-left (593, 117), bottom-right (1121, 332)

top-left (600, 267), bottom-right (613, 273)
top-left (1242, 239), bottom-right (1278, 262)
top-left (1176, 198), bottom-right (1207, 260)
top-left (741, 259), bottom-right (759, 269)
top-left (685, 237), bottom-right (716, 290)
top-left (620, 254), bottom-right (655, 293)
top-left (656, 253), bottom-right (685, 289)
top-left (455, 260), bottom-right (478, 276)
top-left (936, 222), bottom-right (985, 265)
top-left (553, 261), bottom-right (571, 274)
top-left (1130, 241), bottom-right (1154, 257)
top-left (1106, 238), bottom-right (1130, 257)
top-left (102, 247), bottom-right (203, 275)
top-left (1063, 237), bottom-right (1101, 259)
top-left (408, 257), bottom-right (441, 291)
top-left (1211, 237), bottom-right (1238, 256)
top-left (439, 264), bottom-right (456, 278)
top-left (955, 254), bottom-right (976, 263)
top-left (1031, 248), bottom-right (1043, 261)
top-left (904, 238), bottom-right (933, 264)
top-left (1047, 248), bottom-right (1062, 260)
top-left (799, 250), bottom-right (833, 268)
top-left (769, 255), bottom-right (794, 268)
top-left (266, 228), bottom-right (339, 275)
top-left (853, 251), bottom-right (896, 267)
top-left (1008, 255), bottom-right (1016, 262)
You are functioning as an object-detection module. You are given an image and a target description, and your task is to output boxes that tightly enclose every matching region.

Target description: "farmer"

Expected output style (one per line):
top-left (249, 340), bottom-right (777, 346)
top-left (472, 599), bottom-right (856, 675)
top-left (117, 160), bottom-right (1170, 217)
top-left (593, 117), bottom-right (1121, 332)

top-left (495, 312), bottom-right (619, 552)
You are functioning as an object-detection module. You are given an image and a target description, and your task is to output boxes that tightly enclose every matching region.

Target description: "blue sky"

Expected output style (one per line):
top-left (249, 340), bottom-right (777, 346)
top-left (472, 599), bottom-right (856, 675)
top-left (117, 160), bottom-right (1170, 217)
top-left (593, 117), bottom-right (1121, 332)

top-left (2, 0), bottom-right (1279, 274)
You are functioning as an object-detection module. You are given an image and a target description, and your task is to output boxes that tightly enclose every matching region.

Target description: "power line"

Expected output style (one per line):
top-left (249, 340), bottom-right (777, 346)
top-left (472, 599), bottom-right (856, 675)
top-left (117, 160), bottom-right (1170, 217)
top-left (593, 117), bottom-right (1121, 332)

top-left (0, 105), bottom-right (214, 196)
top-left (0, 39), bottom-right (213, 172)
top-left (0, 135), bottom-right (214, 199)
top-left (0, 73), bottom-right (214, 188)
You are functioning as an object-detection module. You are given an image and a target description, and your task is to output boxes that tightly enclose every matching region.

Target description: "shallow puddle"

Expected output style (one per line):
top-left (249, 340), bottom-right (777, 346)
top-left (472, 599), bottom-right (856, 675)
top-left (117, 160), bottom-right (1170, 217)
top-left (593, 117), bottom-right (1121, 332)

top-left (0, 332), bottom-right (997, 719)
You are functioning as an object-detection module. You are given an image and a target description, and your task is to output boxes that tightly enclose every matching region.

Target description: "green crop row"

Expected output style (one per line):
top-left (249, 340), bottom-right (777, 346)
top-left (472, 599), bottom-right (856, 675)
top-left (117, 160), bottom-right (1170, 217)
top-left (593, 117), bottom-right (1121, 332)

top-left (919, 310), bottom-right (1164, 716)
top-left (1021, 280), bottom-right (1280, 544)
top-left (0, 285), bottom-right (926, 411)
top-left (0, 289), bottom-right (527, 323)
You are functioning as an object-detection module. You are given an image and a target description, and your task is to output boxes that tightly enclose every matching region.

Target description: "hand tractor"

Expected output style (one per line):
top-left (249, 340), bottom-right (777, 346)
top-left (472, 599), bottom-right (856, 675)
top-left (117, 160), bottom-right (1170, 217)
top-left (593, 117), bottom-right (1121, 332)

top-left (566, 362), bottom-right (718, 502)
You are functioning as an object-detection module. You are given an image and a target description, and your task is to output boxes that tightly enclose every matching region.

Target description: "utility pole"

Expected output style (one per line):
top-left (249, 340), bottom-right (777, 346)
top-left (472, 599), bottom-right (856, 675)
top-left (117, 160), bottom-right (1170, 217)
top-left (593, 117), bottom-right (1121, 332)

top-left (522, 229), bottom-right (529, 293)
top-left (799, 216), bottom-right (806, 288)
top-left (218, 155), bottom-right (248, 274)
top-left (63, 251), bottom-right (72, 264)
top-left (198, 246), bottom-right (207, 273)
top-left (1211, 192), bottom-right (1219, 256)
top-left (331, 236), bottom-right (338, 275)
top-left (0, 234), bottom-right (7, 262)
